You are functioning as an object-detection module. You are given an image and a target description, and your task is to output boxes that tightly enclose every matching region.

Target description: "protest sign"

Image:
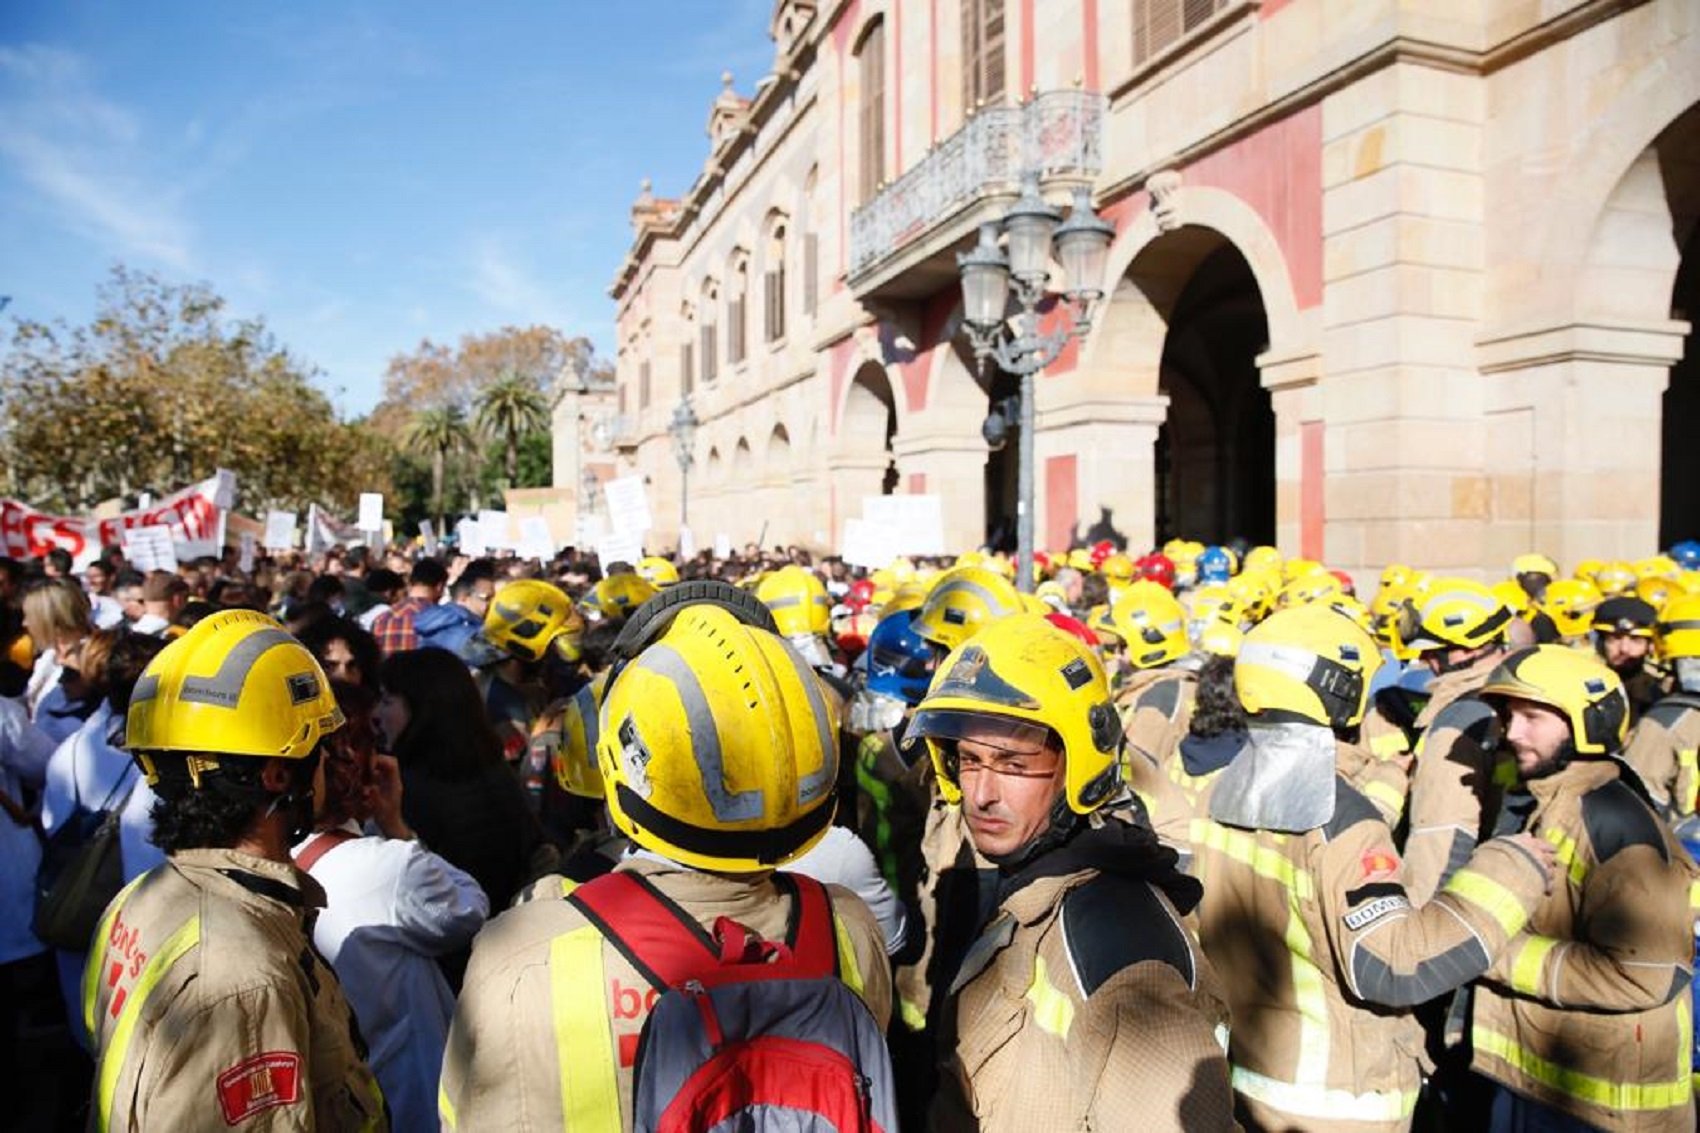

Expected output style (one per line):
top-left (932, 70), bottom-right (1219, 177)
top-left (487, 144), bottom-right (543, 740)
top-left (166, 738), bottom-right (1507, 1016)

top-left (713, 533), bottom-right (733, 560)
top-left (0, 474), bottom-right (225, 570)
top-left (456, 517), bottom-right (485, 557)
top-left (263, 510), bottom-right (297, 551)
top-left (357, 493), bottom-right (384, 533)
top-left (123, 525), bottom-right (179, 572)
top-left (419, 518), bottom-right (438, 554)
top-left (678, 525), bottom-right (696, 560)
top-left (841, 518), bottom-right (901, 569)
top-left (518, 516), bottom-right (557, 562)
top-left (595, 529), bottom-right (645, 572)
top-left (476, 509), bottom-right (513, 550)
top-left (238, 533), bottom-right (256, 574)
top-left (862, 495), bottom-right (945, 556)
top-left (602, 476), bottom-right (653, 535)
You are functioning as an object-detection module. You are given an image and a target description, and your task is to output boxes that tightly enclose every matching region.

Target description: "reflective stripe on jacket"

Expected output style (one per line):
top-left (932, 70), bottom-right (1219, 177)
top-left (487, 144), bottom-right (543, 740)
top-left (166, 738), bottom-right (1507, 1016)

top-left (1472, 758), bottom-right (1698, 1132)
top-left (84, 848), bottom-right (386, 1133)
top-left (1192, 767), bottom-right (1548, 1133)
top-left (1622, 694), bottom-right (1700, 820)
top-left (438, 855), bottom-right (891, 1132)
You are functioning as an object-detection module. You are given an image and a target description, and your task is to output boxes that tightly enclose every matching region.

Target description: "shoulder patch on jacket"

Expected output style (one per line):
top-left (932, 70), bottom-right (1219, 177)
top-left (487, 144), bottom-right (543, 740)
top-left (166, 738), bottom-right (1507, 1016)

top-left (1323, 776), bottom-right (1382, 841)
top-left (1430, 695), bottom-right (1498, 745)
top-left (1581, 778), bottom-right (1669, 866)
top-left (1061, 873), bottom-right (1195, 996)
top-left (1136, 676), bottom-right (1184, 722)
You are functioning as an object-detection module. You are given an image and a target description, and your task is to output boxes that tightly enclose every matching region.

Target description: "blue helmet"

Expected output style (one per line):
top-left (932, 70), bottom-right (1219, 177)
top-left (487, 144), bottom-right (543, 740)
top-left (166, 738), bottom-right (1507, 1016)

top-left (1671, 540), bottom-right (1700, 572)
top-left (1197, 546), bottom-right (1233, 584)
top-left (863, 608), bottom-right (935, 706)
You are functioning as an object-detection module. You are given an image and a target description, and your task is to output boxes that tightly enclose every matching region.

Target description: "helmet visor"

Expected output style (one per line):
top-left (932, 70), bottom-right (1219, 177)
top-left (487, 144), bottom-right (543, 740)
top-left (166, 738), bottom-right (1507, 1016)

top-left (905, 708), bottom-right (1054, 758)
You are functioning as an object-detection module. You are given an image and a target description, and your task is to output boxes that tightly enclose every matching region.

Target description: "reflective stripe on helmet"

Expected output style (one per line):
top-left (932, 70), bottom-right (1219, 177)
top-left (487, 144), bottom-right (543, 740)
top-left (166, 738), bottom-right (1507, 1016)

top-left (777, 640), bottom-right (837, 806)
top-left (629, 644), bottom-right (763, 824)
top-left (551, 926), bottom-right (621, 1133)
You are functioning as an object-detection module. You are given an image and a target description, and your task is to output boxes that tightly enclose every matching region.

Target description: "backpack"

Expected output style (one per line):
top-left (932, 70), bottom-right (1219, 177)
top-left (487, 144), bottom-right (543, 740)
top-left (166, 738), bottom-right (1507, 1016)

top-left (33, 750), bottom-right (138, 951)
top-left (568, 870), bottom-right (899, 1133)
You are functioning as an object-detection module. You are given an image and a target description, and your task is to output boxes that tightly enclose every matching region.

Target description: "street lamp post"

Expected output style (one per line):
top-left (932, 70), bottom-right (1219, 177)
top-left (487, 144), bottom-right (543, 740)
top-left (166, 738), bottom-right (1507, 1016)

top-left (956, 171), bottom-right (1115, 592)
top-left (667, 396), bottom-right (699, 561)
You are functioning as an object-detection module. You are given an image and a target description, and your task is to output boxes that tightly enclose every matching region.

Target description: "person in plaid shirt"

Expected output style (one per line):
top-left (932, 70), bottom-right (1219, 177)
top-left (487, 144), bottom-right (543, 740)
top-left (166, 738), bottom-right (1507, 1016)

top-left (371, 558), bottom-right (448, 656)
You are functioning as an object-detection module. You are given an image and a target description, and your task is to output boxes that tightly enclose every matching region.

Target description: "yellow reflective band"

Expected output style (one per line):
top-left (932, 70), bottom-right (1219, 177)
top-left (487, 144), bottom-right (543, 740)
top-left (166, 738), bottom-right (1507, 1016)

top-left (1443, 869), bottom-right (1531, 938)
top-left (1284, 896), bottom-right (1331, 1084)
top-left (1473, 1025), bottom-right (1692, 1112)
top-left (96, 914), bottom-right (200, 1133)
top-left (438, 1083), bottom-right (458, 1130)
top-left (1542, 829), bottom-right (1589, 888)
top-left (1509, 935), bottom-right (1560, 996)
top-left (1368, 731), bottom-right (1409, 758)
top-left (550, 927), bottom-right (621, 1133)
top-left (356, 1076), bottom-right (385, 1133)
top-left (1492, 757), bottom-right (1520, 788)
top-left (1191, 820), bottom-right (1316, 901)
top-left (82, 873), bottom-right (149, 1040)
top-left (1362, 778), bottom-right (1405, 818)
top-left (1679, 748), bottom-right (1698, 769)
top-left (560, 877), bottom-right (580, 898)
top-left (1689, 880), bottom-right (1700, 915)
top-left (833, 914), bottom-right (864, 997)
top-left (899, 996), bottom-right (927, 1033)
top-left (1230, 1065), bottom-right (1418, 1122)
top-left (1025, 953), bottom-right (1075, 1038)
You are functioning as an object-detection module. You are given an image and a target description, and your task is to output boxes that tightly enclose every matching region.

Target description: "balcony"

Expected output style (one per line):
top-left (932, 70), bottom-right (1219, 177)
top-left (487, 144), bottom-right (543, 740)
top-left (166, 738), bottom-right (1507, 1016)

top-left (848, 90), bottom-right (1106, 297)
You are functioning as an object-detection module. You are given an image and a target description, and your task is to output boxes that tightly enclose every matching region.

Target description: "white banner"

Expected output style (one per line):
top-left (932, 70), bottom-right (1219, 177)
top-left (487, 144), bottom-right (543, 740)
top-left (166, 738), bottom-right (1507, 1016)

top-left (602, 476), bottom-right (653, 535)
top-left (0, 473), bottom-right (226, 571)
top-left (305, 504), bottom-right (364, 556)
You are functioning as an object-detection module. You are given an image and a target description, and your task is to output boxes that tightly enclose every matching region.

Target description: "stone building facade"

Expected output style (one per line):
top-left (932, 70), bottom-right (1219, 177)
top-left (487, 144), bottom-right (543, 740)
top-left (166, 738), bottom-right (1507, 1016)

top-left (600, 0), bottom-right (1699, 577)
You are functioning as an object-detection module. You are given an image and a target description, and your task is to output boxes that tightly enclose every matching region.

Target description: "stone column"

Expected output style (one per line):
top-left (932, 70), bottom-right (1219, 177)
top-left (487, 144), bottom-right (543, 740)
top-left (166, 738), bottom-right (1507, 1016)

top-left (1034, 392), bottom-right (1169, 552)
top-left (1261, 347), bottom-right (1323, 558)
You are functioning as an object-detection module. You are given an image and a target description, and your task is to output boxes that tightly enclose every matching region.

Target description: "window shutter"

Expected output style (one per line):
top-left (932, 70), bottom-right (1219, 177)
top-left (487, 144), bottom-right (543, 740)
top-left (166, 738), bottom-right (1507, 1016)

top-left (803, 233), bottom-right (819, 314)
top-left (859, 22), bottom-right (885, 204)
top-left (982, 0), bottom-right (1004, 104)
top-left (681, 342), bottom-right (694, 397)
top-left (639, 362), bottom-right (650, 409)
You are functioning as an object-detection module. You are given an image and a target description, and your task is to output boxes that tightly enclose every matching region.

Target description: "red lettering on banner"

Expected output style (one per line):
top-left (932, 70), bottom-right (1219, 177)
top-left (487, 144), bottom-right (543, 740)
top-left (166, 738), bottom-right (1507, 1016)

top-left (216, 1052), bottom-right (302, 1125)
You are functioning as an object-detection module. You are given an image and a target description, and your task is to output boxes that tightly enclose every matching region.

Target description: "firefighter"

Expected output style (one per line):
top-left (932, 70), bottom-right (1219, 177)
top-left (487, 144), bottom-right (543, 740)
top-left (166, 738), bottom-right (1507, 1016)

top-left (1623, 592), bottom-right (1700, 820)
top-left (88, 610), bottom-right (386, 1131)
top-left (1393, 579), bottom-right (1517, 903)
top-left (909, 613), bottom-right (1236, 1132)
top-left (1591, 595), bottom-right (1669, 724)
top-left (1470, 646), bottom-right (1698, 1131)
top-left (1189, 604), bottom-right (1553, 1132)
top-left (440, 587), bottom-right (891, 1131)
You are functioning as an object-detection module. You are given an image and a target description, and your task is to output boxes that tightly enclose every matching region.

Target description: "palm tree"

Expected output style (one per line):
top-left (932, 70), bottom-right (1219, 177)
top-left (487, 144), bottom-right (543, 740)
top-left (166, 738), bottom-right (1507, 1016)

top-left (406, 405), bottom-right (473, 532)
top-left (474, 372), bottom-right (550, 487)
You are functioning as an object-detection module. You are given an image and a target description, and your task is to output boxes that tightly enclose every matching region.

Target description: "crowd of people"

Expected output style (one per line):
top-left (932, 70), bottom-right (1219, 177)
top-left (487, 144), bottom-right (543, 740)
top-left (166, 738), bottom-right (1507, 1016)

top-left (3, 531), bottom-right (1699, 1131)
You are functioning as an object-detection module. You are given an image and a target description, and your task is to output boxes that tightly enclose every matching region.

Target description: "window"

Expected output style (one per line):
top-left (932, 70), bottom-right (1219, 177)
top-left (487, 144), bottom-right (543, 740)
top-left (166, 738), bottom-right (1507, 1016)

top-left (765, 221), bottom-right (787, 343)
top-left (802, 168), bottom-right (819, 316)
top-left (701, 282), bottom-right (719, 384)
top-left (618, 382), bottom-right (628, 415)
top-left (857, 20), bottom-right (885, 204)
top-left (1133, 0), bottom-right (1227, 67)
top-left (962, 0), bottom-right (1005, 109)
top-left (639, 361), bottom-right (651, 409)
top-left (728, 258), bottom-right (749, 365)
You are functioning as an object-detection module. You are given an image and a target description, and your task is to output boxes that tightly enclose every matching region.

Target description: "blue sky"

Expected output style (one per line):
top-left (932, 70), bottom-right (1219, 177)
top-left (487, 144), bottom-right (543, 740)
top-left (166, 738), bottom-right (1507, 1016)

top-left (0, 2), bottom-right (777, 415)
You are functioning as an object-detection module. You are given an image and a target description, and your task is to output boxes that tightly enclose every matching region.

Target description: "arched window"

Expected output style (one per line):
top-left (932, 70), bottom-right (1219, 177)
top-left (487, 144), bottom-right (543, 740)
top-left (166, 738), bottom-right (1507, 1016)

top-left (765, 215), bottom-right (788, 344)
top-left (856, 19), bottom-right (885, 204)
top-left (728, 253), bottom-right (750, 366)
top-left (700, 279), bottom-right (720, 384)
top-left (962, 0), bottom-right (1005, 110)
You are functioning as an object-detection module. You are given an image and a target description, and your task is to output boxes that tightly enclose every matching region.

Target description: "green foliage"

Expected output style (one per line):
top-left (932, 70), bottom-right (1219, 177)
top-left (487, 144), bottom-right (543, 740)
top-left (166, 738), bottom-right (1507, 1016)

top-left (474, 371), bottom-right (551, 485)
top-left (1, 265), bottom-right (391, 513)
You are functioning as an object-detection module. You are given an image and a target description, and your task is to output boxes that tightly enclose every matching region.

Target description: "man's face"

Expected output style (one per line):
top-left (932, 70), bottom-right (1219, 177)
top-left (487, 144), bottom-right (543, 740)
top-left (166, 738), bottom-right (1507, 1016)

top-left (953, 719), bottom-right (1066, 859)
top-left (1502, 697), bottom-right (1573, 779)
top-left (461, 581), bottom-right (496, 617)
top-left (117, 585), bottom-right (145, 623)
top-left (84, 564), bottom-right (110, 594)
top-left (1600, 632), bottom-right (1651, 670)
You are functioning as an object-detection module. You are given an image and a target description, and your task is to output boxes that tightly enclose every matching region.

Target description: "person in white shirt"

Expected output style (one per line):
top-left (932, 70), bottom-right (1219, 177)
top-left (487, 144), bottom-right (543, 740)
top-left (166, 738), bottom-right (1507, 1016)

top-left (294, 682), bottom-right (488, 1133)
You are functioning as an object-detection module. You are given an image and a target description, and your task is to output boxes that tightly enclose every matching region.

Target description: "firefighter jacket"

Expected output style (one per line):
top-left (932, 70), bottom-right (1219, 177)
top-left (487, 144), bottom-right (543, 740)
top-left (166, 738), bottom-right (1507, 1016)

top-left (1622, 692), bottom-right (1700, 820)
top-left (1402, 651), bottom-right (1510, 903)
top-left (1122, 670), bottom-right (1199, 849)
top-left (1472, 758), bottom-right (1698, 1132)
top-left (931, 820), bottom-right (1237, 1133)
top-left (1191, 768), bottom-right (1550, 1132)
top-left (439, 855), bottom-right (891, 1132)
top-left (850, 724), bottom-right (932, 896)
top-left (893, 781), bottom-right (994, 1034)
top-left (84, 849), bottom-right (386, 1133)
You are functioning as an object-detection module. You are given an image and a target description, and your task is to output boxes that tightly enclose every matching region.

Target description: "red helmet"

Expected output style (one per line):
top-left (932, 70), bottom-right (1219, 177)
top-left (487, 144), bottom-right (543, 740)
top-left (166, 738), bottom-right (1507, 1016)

top-left (1329, 569), bottom-right (1356, 597)
top-left (847, 578), bottom-right (876, 611)
top-left (1136, 552), bottom-right (1176, 590)
top-left (1089, 540), bottom-right (1116, 569)
top-left (1044, 611), bottom-right (1100, 647)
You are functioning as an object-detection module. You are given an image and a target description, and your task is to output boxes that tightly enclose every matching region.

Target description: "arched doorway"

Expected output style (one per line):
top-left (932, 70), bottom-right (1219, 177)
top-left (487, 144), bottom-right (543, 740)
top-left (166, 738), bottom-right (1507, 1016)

top-left (843, 362), bottom-right (900, 495)
top-left (1658, 106), bottom-right (1700, 544)
top-left (1153, 241), bottom-right (1274, 544)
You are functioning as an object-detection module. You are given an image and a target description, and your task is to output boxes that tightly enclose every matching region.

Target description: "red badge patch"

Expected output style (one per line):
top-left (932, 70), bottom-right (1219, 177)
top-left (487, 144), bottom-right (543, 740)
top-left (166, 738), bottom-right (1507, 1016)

top-left (1360, 847), bottom-right (1402, 880)
top-left (216, 1052), bottom-right (302, 1125)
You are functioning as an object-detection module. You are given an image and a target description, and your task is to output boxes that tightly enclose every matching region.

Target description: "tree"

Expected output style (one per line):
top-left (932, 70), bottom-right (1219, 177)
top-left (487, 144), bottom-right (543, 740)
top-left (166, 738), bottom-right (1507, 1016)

top-left (1, 265), bottom-right (389, 513)
top-left (406, 405), bottom-right (473, 532)
top-left (474, 371), bottom-right (550, 486)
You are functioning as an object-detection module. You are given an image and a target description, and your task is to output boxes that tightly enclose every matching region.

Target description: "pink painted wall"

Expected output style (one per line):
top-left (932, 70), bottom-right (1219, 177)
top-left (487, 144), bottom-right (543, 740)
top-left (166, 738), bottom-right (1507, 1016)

top-left (1046, 454), bottom-right (1079, 549)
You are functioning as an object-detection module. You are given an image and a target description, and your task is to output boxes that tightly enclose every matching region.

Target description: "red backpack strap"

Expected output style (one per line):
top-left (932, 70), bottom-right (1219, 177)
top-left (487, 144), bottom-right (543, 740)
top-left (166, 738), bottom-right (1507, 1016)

top-left (568, 871), bottom-right (720, 991)
top-left (772, 872), bottom-right (838, 977)
top-left (293, 829), bottom-right (359, 874)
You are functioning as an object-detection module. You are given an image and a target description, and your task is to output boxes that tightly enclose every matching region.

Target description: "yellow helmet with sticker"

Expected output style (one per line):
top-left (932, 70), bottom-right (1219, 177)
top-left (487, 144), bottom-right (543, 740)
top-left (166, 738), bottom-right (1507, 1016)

top-left (1236, 604), bottom-right (1381, 729)
top-left (906, 613), bottom-right (1122, 815)
top-left (756, 565), bottom-right (832, 638)
top-left (1479, 645), bottom-right (1628, 756)
top-left (912, 565), bottom-right (1022, 652)
top-left (486, 579), bottom-right (585, 662)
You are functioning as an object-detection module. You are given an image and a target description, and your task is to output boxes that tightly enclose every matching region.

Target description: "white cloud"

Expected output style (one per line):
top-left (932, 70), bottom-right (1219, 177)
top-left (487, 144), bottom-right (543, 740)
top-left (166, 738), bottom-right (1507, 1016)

top-left (0, 44), bottom-right (195, 269)
top-left (468, 237), bottom-right (574, 326)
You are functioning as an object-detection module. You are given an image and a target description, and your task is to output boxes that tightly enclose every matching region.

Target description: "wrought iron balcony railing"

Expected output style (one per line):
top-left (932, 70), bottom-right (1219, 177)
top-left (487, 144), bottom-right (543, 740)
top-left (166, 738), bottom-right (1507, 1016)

top-left (848, 90), bottom-right (1106, 280)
